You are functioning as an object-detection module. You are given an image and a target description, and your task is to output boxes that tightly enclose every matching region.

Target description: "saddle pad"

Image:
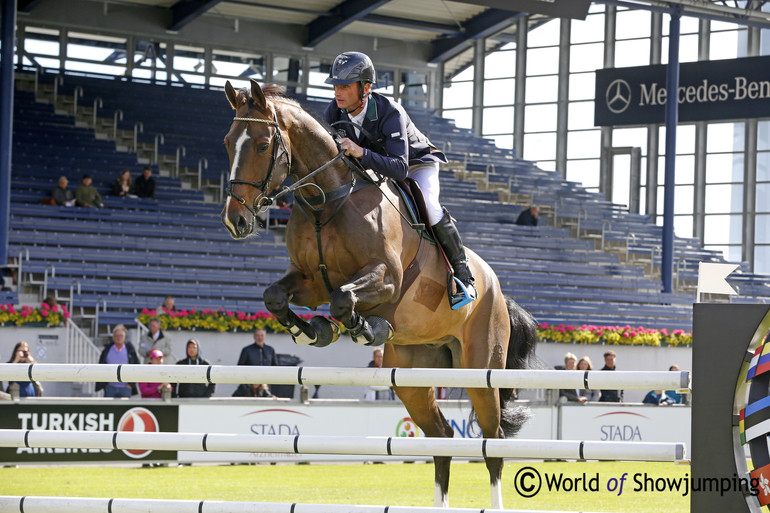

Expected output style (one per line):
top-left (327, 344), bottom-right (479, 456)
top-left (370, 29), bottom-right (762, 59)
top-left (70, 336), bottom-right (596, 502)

top-left (394, 178), bottom-right (435, 244)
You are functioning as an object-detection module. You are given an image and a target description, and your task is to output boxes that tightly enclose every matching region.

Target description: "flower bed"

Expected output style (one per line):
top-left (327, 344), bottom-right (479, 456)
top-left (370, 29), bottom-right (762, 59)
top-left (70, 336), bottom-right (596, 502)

top-left (135, 307), bottom-right (693, 347)
top-left (0, 303), bottom-right (70, 327)
top-left (537, 323), bottom-right (692, 347)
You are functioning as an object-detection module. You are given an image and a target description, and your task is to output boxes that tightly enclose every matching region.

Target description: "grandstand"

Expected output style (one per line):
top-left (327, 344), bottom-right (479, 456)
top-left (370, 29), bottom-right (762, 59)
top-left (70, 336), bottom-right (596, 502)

top-left (6, 68), bottom-right (765, 340)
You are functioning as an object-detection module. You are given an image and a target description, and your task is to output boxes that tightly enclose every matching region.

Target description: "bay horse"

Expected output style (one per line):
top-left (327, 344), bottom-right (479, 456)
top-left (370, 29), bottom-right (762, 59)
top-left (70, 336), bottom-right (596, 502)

top-left (221, 79), bottom-right (536, 509)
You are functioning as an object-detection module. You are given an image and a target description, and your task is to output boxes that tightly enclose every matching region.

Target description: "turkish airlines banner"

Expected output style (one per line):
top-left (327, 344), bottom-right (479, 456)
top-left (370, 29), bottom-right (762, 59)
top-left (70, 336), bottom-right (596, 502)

top-left (594, 55), bottom-right (770, 126)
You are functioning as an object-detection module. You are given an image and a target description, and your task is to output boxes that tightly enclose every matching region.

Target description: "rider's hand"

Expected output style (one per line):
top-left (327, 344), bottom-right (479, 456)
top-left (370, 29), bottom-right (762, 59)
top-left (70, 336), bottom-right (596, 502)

top-left (339, 138), bottom-right (364, 159)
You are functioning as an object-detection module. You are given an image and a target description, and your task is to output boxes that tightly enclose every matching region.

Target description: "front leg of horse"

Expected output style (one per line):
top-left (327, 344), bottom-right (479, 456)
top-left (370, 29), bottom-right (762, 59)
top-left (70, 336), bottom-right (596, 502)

top-left (329, 263), bottom-right (396, 347)
top-left (264, 277), bottom-right (339, 348)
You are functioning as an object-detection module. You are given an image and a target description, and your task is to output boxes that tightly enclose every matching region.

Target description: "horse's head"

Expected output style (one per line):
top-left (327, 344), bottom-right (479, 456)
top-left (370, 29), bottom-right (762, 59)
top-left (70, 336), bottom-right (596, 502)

top-left (221, 79), bottom-right (290, 239)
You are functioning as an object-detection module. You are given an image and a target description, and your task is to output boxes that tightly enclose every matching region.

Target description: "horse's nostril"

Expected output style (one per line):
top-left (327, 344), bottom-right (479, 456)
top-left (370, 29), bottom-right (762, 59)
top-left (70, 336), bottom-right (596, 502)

top-left (236, 215), bottom-right (249, 235)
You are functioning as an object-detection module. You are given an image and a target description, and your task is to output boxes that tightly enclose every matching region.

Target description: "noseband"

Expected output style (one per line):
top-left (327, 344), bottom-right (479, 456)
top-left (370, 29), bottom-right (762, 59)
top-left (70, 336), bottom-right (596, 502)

top-left (226, 112), bottom-right (291, 217)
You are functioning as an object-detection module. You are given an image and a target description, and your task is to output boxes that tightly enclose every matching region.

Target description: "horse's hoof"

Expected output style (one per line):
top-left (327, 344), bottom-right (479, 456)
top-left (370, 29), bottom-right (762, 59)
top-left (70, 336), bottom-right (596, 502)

top-left (352, 315), bottom-right (394, 346)
top-left (307, 316), bottom-right (340, 348)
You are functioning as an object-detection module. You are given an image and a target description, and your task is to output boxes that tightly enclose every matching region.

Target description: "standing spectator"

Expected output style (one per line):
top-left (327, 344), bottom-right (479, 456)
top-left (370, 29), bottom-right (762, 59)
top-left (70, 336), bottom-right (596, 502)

top-left (558, 352), bottom-right (586, 403)
top-left (51, 176), bottom-right (76, 206)
top-left (139, 349), bottom-right (173, 398)
top-left (234, 328), bottom-right (278, 395)
top-left (111, 170), bottom-right (135, 198)
top-left (515, 206), bottom-right (539, 226)
top-left (365, 348), bottom-right (394, 400)
top-left (175, 339), bottom-right (215, 398)
top-left (598, 350), bottom-right (623, 402)
top-left (577, 356), bottom-right (598, 402)
top-left (96, 325), bottom-right (139, 398)
top-left (139, 318), bottom-right (173, 363)
top-left (134, 166), bottom-right (156, 199)
top-left (233, 383), bottom-right (273, 397)
top-left (5, 341), bottom-right (43, 397)
top-left (75, 174), bottom-right (105, 208)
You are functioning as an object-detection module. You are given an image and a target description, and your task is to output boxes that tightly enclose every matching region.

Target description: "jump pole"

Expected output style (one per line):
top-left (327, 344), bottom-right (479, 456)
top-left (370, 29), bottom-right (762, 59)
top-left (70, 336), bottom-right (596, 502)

top-left (0, 429), bottom-right (685, 461)
top-left (0, 364), bottom-right (691, 391)
top-left (0, 496), bottom-right (607, 513)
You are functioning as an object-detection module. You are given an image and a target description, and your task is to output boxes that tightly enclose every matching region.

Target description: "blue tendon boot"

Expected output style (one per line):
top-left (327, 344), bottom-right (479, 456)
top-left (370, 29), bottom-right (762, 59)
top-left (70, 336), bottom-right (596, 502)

top-left (432, 209), bottom-right (477, 309)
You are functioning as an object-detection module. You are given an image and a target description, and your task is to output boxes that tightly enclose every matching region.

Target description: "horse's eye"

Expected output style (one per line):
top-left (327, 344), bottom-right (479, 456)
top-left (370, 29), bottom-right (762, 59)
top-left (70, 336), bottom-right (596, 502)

top-left (256, 142), bottom-right (270, 154)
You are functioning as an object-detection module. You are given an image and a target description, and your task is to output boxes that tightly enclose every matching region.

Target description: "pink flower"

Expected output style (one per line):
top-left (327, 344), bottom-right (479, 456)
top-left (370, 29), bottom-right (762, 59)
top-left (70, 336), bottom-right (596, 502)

top-left (226, 310), bottom-right (234, 317)
top-left (41, 302), bottom-right (50, 310)
top-left (63, 311), bottom-right (71, 319)
top-left (41, 310), bottom-right (49, 317)
top-left (141, 308), bottom-right (150, 315)
top-left (52, 305), bottom-right (59, 313)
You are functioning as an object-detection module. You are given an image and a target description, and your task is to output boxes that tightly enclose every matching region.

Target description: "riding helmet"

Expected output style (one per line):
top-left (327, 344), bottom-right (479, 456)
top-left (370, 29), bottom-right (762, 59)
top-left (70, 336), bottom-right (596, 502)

top-left (325, 51), bottom-right (376, 86)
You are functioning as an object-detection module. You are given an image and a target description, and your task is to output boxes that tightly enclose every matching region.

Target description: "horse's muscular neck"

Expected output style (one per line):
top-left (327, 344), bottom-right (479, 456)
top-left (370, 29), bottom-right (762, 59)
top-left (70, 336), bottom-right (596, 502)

top-left (282, 106), bottom-right (350, 192)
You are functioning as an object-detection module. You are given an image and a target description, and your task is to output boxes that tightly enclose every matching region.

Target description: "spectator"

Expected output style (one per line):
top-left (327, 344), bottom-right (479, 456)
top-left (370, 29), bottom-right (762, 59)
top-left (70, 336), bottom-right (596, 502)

top-left (598, 350), bottom-right (623, 402)
top-left (665, 364), bottom-right (683, 404)
top-left (558, 352), bottom-right (586, 403)
top-left (159, 295), bottom-right (177, 313)
top-left (111, 170), bottom-right (136, 198)
top-left (365, 348), bottom-right (394, 400)
top-left (175, 339), bottom-right (215, 398)
top-left (5, 341), bottom-right (43, 397)
top-left (139, 349), bottom-right (173, 399)
top-left (134, 166), bottom-right (156, 199)
top-left (515, 206), bottom-right (539, 226)
top-left (75, 174), bottom-right (104, 208)
top-left (139, 318), bottom-right (173, 363)
top-left (96, 325), bottom-right (139, 398)
top-left (643, 389), bottom-right (676, 405)
top-left (576, 356), bottom-right (598, 401)
top-left (233, 383), bottom-right (274, 397)
top-left (51, 176), bottom-right (76, 206)
top-left (234, 328), bottom-right (278, 395)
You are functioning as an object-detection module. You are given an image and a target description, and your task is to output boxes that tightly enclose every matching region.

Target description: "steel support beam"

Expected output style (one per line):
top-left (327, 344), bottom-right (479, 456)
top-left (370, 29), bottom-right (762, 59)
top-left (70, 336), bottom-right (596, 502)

top-left (306, 0), bottom-right (389, 48)
top-left (513, 16), bottom-right (527, 159)
top-left (0, 0), bottom-right (16, 272)
top-left (693, 18), bottom-right (709, 244)
top-left (169, 0), bottom-right (223, 32)
top-left (555, 18), bottom-right (570, 178)
top-left (430, 9), bottom-right (524, 63)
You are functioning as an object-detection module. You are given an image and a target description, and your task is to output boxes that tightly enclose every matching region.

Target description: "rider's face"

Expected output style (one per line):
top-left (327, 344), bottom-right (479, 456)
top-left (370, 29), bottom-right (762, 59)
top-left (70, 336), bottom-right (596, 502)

top-left (334, 83), bottom-right (366, 114)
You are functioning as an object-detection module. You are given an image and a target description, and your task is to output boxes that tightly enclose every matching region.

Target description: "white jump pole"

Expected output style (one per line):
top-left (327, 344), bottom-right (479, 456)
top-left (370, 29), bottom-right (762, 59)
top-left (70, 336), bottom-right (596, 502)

top-left (0, 429), bottom-right (685, 462)
top-left (0, 496), bottom-right (608, 513)
top-left (0, 364), bottom-right (690, 391)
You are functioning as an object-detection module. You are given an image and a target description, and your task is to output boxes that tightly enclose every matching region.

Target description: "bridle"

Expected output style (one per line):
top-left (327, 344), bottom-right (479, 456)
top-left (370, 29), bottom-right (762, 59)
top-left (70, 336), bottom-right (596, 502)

top-left (225, 112), bottom-right (291, 218)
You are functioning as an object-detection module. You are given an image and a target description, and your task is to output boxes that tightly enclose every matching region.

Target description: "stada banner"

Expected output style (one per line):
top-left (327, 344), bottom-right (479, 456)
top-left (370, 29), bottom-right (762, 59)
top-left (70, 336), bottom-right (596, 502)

top-left (595, 55), bottom-right (770, 127)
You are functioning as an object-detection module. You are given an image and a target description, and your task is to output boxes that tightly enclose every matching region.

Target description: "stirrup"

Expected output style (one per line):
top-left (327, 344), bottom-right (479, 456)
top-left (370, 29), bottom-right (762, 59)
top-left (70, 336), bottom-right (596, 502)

top-left (449, 275), bottom-right (477, 310)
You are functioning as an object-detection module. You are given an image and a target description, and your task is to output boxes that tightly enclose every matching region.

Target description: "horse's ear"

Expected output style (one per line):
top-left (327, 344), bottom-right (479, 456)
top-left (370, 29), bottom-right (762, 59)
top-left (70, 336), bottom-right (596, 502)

top-left (250, 79), bottom-right (268, 112)
top-left (225, 81), bottom-right (238, 110)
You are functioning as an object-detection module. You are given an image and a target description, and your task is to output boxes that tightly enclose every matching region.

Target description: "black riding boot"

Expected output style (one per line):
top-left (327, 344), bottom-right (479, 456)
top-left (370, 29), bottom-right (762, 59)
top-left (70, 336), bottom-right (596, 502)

top-left (432, 209), bottom-right (477, 309)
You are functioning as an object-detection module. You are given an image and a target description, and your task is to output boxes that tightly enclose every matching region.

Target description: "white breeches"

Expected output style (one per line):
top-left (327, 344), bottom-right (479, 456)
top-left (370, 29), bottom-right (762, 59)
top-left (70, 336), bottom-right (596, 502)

top-left (407, 161), bottom-right (443, 226)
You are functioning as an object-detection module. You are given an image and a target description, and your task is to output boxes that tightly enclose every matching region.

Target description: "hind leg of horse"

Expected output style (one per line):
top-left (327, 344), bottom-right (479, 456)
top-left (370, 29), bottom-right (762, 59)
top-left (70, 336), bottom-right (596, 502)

top-left (388, 345), bottom-right (454, 507)
top-left (264, 268), bottom-right (338, 347)
top-left (466, 386), bottom-right (505, 508)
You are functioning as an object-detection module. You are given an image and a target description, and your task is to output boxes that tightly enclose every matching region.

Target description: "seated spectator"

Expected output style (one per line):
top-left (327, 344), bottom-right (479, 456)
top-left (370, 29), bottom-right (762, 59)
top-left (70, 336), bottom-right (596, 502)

top-left (233, 383), bottom-right (274, 397)
top-left (139, 349), bottom-right (173, 398)
top-left (96, 325), bottom-right (139, 398)
top-left (112, 170), bottom-right (136, 198)
top-left (558, 352), bottom-right (586, 403)
top-left (643, 390), bottom-right (676, 405)
top-left (665, 364), bottom-right (683, 404)
top-left (51, 176), bottom-right (76, 206)
top-left (576, 356), bottom-right (598, 401)
top-left (159, 295), bottom-right (177, 313)
top-left (175, 339), bottom-right (215, 398)
top-left (515, 205), bottom-right (539, 226)
top-left (75, 174), bottom-right (105, 208)
top-left (5, 341), bottom-right (43, 397)
top-left (134, 166), bottom-right (156, 199)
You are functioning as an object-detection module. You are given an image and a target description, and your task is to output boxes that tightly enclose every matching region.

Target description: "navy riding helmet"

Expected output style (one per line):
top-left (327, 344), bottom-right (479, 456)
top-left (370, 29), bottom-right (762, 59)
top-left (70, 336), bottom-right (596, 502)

top-left (325, 51), bottom-right (376, 87)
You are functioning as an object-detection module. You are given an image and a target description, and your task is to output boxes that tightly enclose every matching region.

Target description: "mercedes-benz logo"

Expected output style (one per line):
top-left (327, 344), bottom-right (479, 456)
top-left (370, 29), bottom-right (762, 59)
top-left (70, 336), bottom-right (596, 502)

top-left (606, 79), bottom-right (632, 114)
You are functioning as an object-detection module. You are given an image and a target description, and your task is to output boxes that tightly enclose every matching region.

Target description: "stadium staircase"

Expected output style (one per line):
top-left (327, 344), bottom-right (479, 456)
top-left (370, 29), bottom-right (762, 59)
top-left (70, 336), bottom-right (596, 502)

top-left (7, 70), bottom-right (770, 343)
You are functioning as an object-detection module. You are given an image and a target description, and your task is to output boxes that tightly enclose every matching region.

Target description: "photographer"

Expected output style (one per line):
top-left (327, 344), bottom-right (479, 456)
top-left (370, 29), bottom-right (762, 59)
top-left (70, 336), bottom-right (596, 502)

top-left (5, 341), bottom-right (43, 397)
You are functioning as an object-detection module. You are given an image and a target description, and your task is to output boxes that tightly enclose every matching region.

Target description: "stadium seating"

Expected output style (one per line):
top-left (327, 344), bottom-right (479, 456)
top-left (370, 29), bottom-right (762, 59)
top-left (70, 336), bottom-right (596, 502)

top-left (8, 70), bottom-right (767, 336)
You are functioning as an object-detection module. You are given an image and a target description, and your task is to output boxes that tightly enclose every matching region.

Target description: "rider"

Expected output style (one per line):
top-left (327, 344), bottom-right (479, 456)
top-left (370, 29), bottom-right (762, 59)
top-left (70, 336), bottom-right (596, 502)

top-left (323, 51), bottom-right (477, 309)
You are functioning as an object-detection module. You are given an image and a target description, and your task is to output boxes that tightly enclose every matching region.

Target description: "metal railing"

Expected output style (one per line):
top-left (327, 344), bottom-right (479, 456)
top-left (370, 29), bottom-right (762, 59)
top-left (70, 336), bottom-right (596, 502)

top-left (65, 321), bottom-right (101, 396)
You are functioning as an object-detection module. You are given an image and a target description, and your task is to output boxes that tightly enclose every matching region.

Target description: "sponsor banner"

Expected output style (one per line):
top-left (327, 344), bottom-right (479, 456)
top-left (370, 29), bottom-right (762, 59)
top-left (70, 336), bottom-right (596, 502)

top-left (0, 403), bottom-right (178, 463)
top-left (559, 404), bottom-right (691, 452)
top-left (595, 56), bottom-right (770, 126)
top-left (177, 402), bottom-right (553, 463)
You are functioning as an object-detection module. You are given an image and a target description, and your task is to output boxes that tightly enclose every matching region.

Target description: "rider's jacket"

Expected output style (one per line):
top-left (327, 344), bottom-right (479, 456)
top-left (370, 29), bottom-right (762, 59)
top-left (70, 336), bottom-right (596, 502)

top-left (323, 92), bottom-right (447, 181)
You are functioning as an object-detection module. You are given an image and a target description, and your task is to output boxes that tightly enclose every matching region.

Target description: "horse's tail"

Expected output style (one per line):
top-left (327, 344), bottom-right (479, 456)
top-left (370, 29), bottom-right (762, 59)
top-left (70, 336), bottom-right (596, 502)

top-left (499, 296), bottom-right (538, 438)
